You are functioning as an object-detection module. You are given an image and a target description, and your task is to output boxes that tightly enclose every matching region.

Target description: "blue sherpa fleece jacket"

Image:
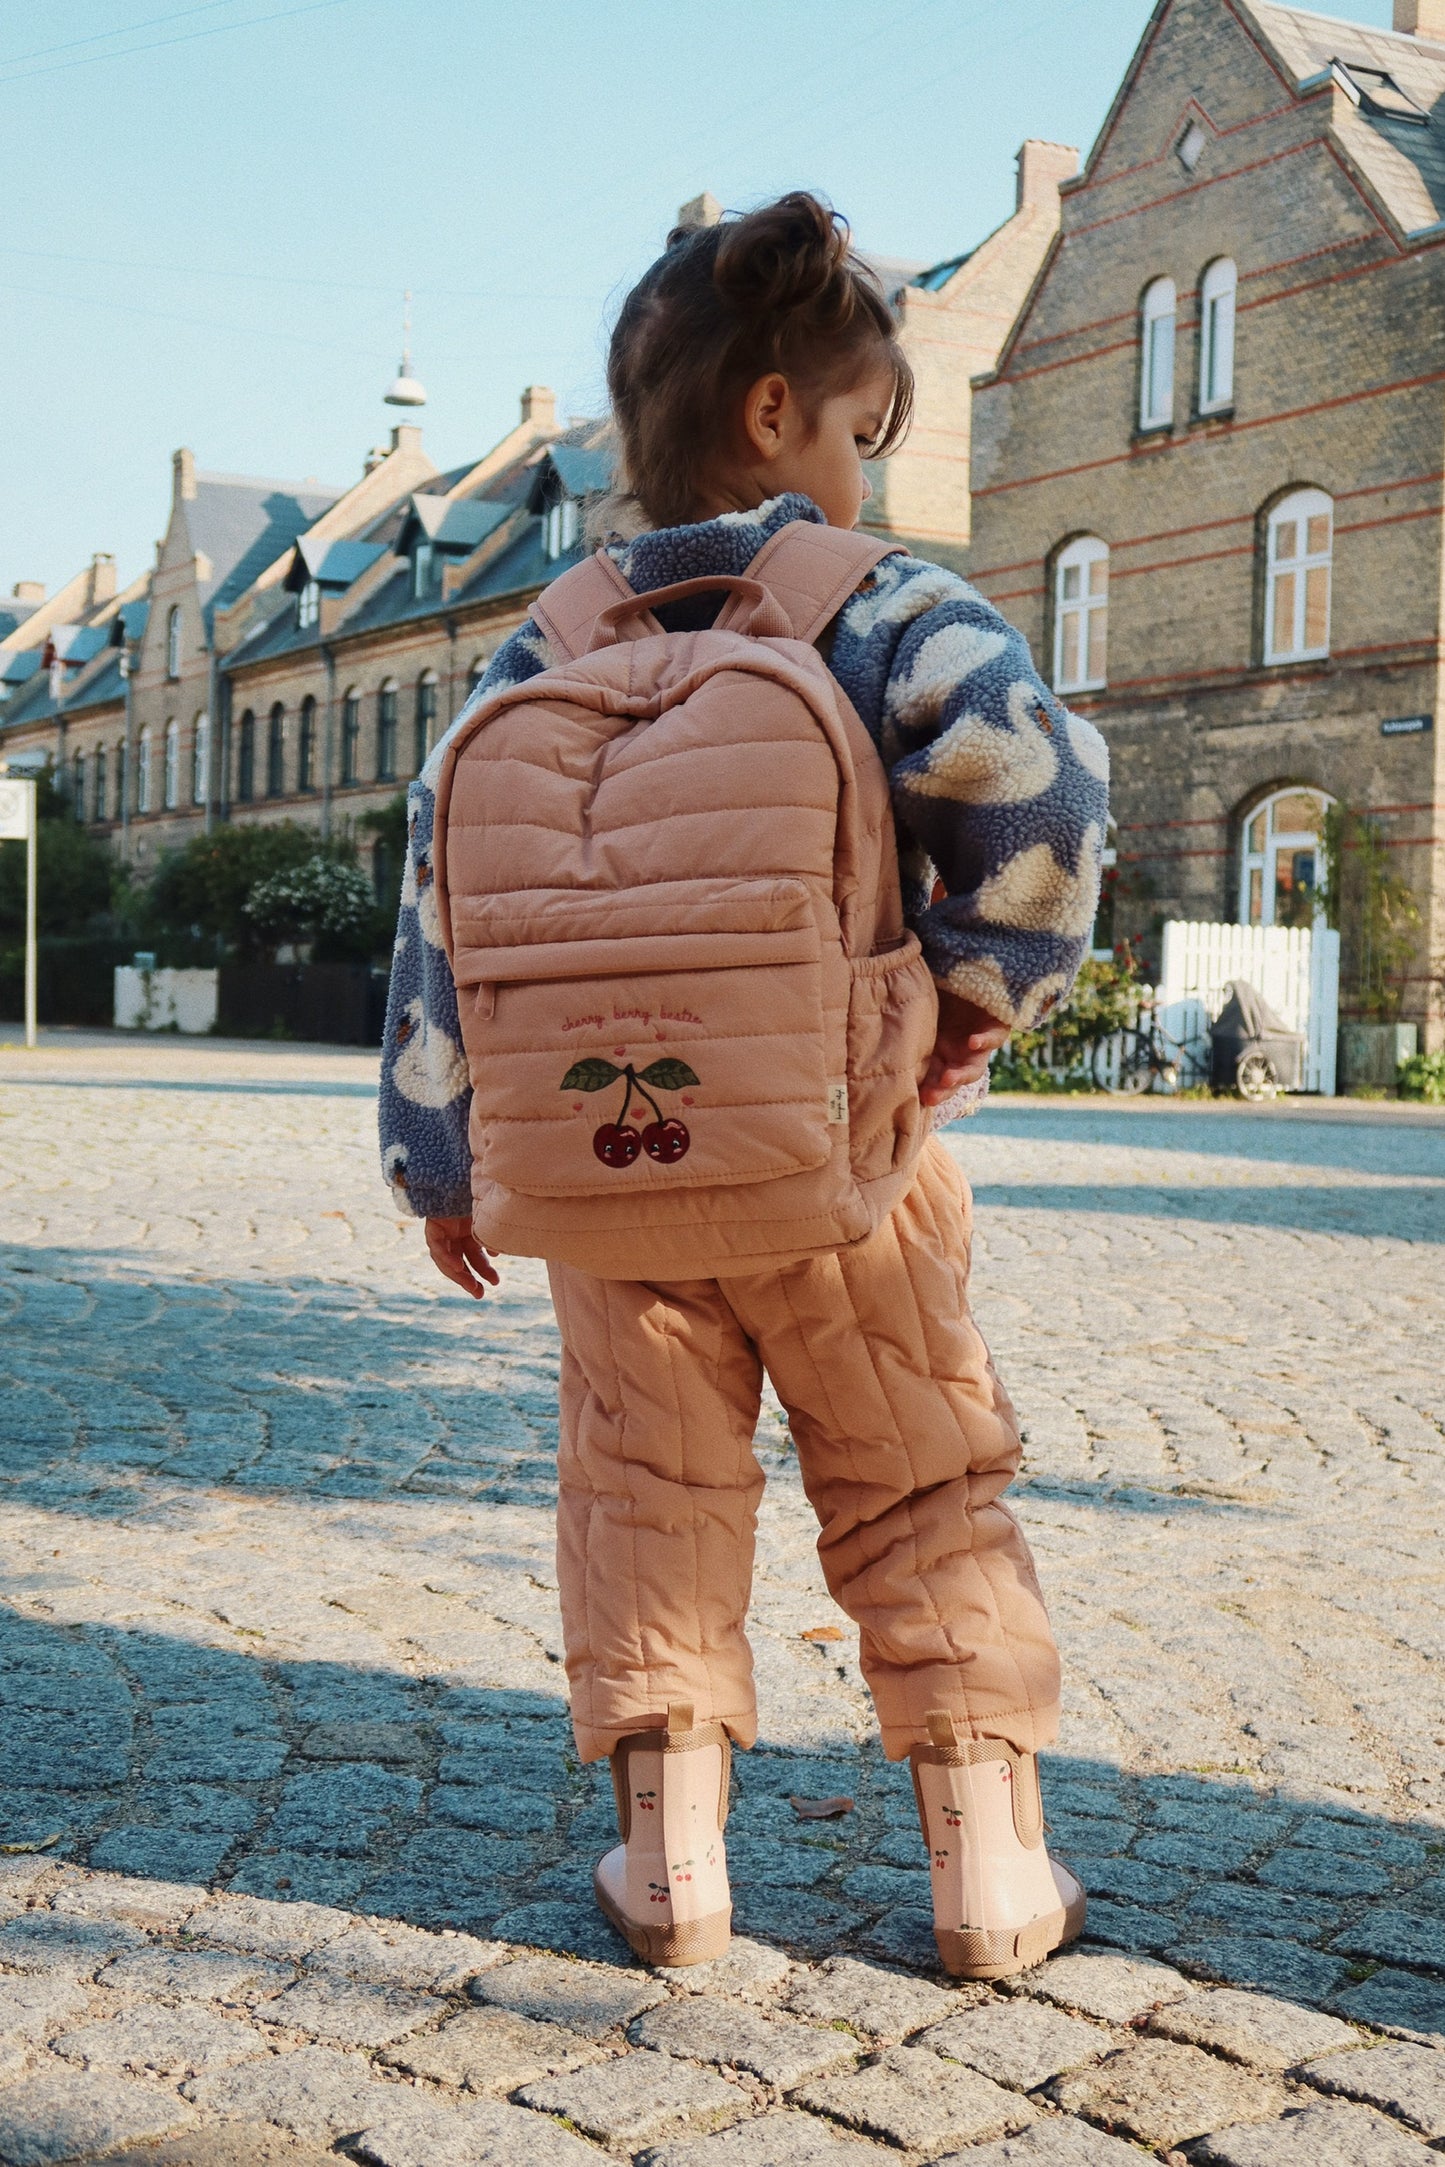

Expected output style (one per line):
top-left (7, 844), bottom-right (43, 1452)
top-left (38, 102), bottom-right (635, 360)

top-left (379, 493), bottom-right (1109, 1216)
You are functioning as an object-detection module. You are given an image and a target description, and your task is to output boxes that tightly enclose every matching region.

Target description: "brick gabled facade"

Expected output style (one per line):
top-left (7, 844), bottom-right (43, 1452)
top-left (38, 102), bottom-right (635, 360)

top-left (968, 0), bottom-right (1445, 1042)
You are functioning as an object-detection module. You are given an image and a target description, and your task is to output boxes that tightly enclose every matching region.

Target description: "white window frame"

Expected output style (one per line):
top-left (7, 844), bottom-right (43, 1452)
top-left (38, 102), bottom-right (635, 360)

top-left (163, 717), bottom-right (180, 809)
top-left (1199, 258), bottom-right (1236, 413)
top-left (1239, 786), bottom-right (1334, 927)
top-left (166, 605), bottom-right (182, 679)
top-left (297, 579), bottom-right (320, 629)
top-left (542, 498), bottom-right (579, 560)
top-left (1265, 488), bottom-right (1332, 664)
top-left (411, 543), bottom-right (434, 601)
top-left (136, 726), bottom-right (152, 814)
top-left (1052, 535), bottom-right (1110, 694)
top-left (191, 712), bottom-right (209, 806)
top-left (1139, 277), bottom-right (1176, 430)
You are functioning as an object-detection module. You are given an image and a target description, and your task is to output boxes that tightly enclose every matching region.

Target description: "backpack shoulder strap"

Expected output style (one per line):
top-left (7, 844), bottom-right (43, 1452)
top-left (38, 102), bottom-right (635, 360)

top-left (731, 521), bottom-right (906, 643)
top-left (530, 549), bottom-right (642, 661)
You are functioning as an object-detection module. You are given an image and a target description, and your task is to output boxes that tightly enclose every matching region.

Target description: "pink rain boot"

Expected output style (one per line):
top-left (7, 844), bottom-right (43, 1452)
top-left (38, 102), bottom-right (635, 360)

top-left (911, 1710), bottom-right (1086, 1980)
top-left (594, 1702), bottom-right (732, 1966)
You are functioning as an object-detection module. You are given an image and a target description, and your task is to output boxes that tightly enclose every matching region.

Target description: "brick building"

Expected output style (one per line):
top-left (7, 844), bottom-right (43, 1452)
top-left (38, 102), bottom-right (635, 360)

top-left (0, 167), bottom-right (1072, 886)
top-left (967, 0), bottom-right (1445, 1041)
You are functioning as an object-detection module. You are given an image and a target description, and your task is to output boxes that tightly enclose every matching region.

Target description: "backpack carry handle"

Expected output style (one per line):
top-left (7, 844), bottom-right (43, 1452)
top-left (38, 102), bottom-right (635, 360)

top-left (592, 574), bottom-right (793, 648)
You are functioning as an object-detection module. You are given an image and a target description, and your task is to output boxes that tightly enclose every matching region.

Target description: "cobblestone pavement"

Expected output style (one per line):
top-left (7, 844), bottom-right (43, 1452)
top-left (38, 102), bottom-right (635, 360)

top-left (2, 1034), bottom-right (1445, 2164)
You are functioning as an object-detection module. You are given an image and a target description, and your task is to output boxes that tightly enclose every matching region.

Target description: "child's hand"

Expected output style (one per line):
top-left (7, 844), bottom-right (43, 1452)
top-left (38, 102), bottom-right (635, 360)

top-left (921, 989), bottom-right (1010, 1106)
top-left (424, 1215), bottom-right (500, 1300)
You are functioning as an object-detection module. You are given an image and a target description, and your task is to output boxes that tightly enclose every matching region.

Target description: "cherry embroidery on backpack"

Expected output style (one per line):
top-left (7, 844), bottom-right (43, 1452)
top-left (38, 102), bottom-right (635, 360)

top-left (560, 1057), bottom-right (700, 1168)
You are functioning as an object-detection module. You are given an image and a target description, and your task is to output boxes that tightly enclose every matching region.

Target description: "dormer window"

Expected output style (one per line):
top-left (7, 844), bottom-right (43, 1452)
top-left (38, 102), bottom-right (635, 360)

top-left (1331, 60), bottom-right (1428, 124)
top-left (297, 579), bottom-right (320, 629)
top-left (412, 542), bottom-right (435, 600)
top-left (542, 498), bottom-right (579, 561)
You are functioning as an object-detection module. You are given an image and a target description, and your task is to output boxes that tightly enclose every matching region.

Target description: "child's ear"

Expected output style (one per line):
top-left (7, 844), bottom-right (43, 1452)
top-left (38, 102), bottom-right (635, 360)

top-left (742, 372), bottom-right (791, 462)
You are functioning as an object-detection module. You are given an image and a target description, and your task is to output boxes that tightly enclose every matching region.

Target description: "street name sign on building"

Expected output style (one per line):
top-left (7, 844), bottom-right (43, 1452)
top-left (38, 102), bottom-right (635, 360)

top-left (1380, 715), bottom-right (1432, 737)
top-left (0, 775), bottom-right (38, 1048)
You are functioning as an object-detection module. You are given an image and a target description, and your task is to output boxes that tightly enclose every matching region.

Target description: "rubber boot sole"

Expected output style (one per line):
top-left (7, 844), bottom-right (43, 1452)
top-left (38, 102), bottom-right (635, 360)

top-left (935, 1879), bottom-right (1087, 1982)
top-left (594, 1865), bottom-right (732, 1968)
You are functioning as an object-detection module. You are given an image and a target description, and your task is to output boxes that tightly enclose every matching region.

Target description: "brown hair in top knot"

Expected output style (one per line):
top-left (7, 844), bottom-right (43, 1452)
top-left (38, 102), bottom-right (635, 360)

top-left (606, 190), bottom-right (913, 531)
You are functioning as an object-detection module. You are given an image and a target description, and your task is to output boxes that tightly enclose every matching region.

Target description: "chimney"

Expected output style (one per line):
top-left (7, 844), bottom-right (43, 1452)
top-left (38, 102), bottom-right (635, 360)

top-left (172, 446), bottom-right (196, 502)
top-left (1015, 139), bottom-right (1079, 210)
top-left (389, 423), bottom-right (423, 455)
top-left (675, 191), bottom-right (723, 232)
top-left (88, 552), bottom-right (116, 606)
top-left (11, 580), bottom-right (44, 603)
top-left (520, 384), bottom-right (557, 432)
top-left (1395, 0), bottom-right (1445, 35)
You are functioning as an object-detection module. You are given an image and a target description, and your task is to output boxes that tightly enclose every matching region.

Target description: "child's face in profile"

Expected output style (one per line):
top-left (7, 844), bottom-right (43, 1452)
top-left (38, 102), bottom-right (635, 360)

top-left (728, 362), bottom-right (897, 529)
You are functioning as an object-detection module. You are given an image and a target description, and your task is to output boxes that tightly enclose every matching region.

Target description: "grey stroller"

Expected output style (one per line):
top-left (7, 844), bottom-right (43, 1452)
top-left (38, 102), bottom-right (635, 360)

top-left (1209, 979), bottom-right (1306, 1100)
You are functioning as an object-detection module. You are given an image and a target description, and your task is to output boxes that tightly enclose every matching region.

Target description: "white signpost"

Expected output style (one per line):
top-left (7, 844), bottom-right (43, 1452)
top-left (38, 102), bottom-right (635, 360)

top-left (0, 776), bottom-right (38, 1049)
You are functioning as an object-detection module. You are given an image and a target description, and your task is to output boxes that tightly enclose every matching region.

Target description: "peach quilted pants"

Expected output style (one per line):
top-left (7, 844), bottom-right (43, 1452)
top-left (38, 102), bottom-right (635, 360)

top-left (547, 1139), bottom-right (1060, 1766)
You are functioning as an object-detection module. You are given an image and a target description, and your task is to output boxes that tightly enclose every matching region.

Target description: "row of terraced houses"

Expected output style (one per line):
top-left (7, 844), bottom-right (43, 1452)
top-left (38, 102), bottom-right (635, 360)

top-left (4, 0), bottom-right (1444, 1041)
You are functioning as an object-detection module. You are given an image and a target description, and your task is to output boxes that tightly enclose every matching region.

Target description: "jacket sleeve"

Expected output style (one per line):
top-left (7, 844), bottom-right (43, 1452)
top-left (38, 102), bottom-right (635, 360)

top-left (831, 557), bottom-right (1111, 1030)
top-left (377, 620), bottom-right (552, 1217)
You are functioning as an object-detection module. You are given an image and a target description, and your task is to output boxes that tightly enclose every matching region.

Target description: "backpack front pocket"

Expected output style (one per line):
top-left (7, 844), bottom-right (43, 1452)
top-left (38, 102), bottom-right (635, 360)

top-left (452, 878), bottom-right (835, 1196)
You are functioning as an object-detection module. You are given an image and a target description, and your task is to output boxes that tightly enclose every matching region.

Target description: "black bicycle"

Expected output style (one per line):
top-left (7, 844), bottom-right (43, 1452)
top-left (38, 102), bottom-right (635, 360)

top-left (1093, 1009), bottom-right (1208, 1095)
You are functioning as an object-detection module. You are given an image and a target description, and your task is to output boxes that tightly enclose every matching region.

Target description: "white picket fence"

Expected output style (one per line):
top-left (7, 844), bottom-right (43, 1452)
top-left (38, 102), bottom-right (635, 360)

top-left (1035, 921), bottom-right (1340, 1094)
top-left (1157, 920), bottom-right (1339, 1096)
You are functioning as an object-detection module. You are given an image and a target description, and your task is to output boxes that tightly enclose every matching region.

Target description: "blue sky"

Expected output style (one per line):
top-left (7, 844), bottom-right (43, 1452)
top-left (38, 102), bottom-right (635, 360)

top-left (3, 0), bottom-right (1395, 596)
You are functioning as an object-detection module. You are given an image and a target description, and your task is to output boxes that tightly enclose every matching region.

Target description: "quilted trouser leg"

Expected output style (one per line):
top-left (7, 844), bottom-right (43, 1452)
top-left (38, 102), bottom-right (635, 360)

top-left (548, 1263), bottom-right (766, 1765)
top-left (722, 1140), bottom-right (1060, 1760)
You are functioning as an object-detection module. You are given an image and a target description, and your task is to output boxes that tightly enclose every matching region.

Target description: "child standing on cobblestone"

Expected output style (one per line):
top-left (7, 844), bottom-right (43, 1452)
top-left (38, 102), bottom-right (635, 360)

top-left (380, 193), bottom-right (1108, 1978)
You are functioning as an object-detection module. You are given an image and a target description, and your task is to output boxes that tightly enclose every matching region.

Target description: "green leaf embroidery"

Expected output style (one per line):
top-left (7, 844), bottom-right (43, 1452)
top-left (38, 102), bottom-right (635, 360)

top-left (561, 1059), bottom-right (622, 1092)
top-left (638, 1059), bottom-right (701, 1092)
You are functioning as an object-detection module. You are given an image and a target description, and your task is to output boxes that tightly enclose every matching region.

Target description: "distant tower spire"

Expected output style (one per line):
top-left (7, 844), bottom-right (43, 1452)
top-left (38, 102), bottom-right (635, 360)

top-left (384, 291), bottom-right (427, 409)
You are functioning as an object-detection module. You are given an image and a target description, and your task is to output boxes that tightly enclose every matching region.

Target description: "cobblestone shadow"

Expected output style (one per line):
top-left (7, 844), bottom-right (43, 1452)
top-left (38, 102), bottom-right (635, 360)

top-left (2, 1602), bottom-right (1443, 2042)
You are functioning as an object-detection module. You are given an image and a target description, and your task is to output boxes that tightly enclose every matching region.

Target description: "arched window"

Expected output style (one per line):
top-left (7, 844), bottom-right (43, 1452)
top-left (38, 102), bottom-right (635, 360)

top-left (1265, 489), bottom-right (1332, 663)
top-left (1053, 536), bottom-right (1109, 693)
top-left (166, 605), bottom-right (182, 679)
top-left (162, 718), bottom-right (180, 809)
top-left (341, 689), bottom-right (360, 785)
top-left (191, 713), bottom-right (209, 806)
top-left (114, 740), bottom-right (127, 822)
top-left (266, 703), bottom-right (285, 797)
top-left (136, 727), bottom-right (152, 814)
top-left (1239, 786), bottom-right (1334, 928)
top-left (93, 745), bottom-right (108, 823)
top-left (298, 695), bottom-right (317, 792)
top-left (1139, 277), bottom-right (1176, 430)
top-left (414, 670), bottom-right (438, 773)
top-left (377, 679), bottom-right (399, 781)
top-left (1199, 258), bottom-right (1236, 413)
top-left (236, 711), bottom-right (255, 802)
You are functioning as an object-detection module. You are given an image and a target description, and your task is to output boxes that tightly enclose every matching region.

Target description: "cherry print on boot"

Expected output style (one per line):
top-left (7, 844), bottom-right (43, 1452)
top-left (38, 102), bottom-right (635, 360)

top-left (910, 1709), bottom-right (1085, 1981)
top-left (561, 1057), bottom-right (698, 1169)
top-left (594, 1701), bottom-right (732, 1967)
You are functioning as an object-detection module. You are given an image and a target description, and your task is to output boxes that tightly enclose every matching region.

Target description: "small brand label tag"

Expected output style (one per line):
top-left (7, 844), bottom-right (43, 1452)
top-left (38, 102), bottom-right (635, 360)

top-left (826, 1082), bottom-right (849, 1125)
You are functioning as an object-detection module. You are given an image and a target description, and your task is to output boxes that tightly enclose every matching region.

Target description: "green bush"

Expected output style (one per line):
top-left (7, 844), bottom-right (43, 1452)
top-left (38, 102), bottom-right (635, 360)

top-left (244, 857), bottom-right (377, 960)
top-left (0, 768), bottom-right (117, 939)
top-left (992, 948), bottom-right (1144, 1091)
top-left (1398, 1049), bottom-right (1445, 1105)
top-left (143, 824), bottom-right (352, 959)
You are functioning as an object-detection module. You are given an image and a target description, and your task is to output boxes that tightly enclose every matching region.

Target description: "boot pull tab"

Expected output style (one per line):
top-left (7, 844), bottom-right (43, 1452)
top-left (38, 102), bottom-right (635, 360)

top-left (666, 1702), bottom-right (695, 1741)
top-left (926, 1709), bottom-right (959, 1750)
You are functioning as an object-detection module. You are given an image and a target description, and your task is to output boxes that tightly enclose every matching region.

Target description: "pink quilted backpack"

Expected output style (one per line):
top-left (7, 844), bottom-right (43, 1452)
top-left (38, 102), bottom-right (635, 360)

top-left (432, 520), bottom-right (939, 1280)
